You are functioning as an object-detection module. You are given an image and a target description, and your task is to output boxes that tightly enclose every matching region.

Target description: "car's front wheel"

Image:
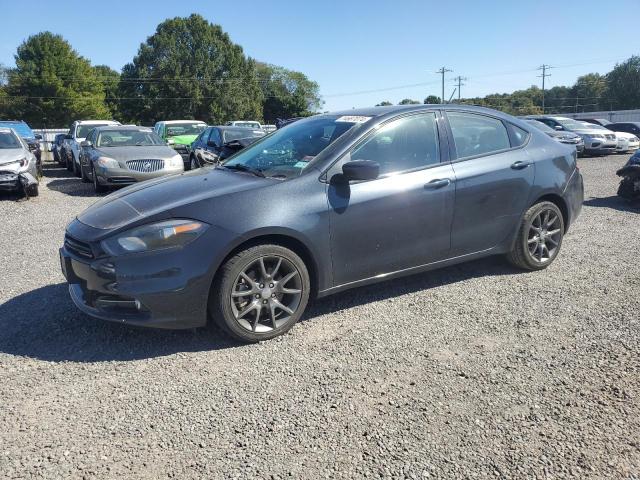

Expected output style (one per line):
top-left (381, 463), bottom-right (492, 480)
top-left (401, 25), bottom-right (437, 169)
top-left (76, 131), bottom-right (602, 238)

top-left (190, 154), bottom-right (199, 170)
top-left (210, 244), bottom-right (311, 343)
top-left (507, 201), bottom-right (564, 270)
top-left (92, 164), bottom-right (107, 194)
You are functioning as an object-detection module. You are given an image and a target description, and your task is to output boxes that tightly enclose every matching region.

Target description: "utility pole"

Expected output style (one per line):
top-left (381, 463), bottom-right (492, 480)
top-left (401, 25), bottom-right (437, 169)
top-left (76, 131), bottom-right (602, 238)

top-left (436, 67), bottom-right (453, 104)
top-left (453, 76), bottom-right (467, 102)
top-left (537, 64), bottom-right (552, 113)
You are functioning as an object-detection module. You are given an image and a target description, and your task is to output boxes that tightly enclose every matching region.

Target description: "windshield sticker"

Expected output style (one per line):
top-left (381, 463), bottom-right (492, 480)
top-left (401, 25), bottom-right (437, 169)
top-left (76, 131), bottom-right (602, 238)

top-left (294, 161), bottom-right (310, 169)
top-left (336, 115), bottom-right (371, 123)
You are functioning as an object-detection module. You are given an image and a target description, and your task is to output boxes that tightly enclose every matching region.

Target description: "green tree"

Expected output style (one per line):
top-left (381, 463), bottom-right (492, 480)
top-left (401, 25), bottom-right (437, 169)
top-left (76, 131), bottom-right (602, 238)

top-left (3, 32), bottom-right (110, 127)
top-left (256, 63), bottom-right (322, 122)
top-left (605, 56), bottom-right (640, 110)
top-left (118, 14), bottom-right (263, 125)
top-left (398, 98), bottom-right (420, 105)
top-left (424, 95), bottom-right (441, 104)
top-left (93, 65), bottom-right (120, 117)
top-left (375, 100), bottom-right (393, 106)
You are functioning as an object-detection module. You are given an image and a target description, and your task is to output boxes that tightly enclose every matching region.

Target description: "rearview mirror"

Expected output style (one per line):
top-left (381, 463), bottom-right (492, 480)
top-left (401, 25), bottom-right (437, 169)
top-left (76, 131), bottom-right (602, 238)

top-left (81, 140), bottom-right (92, 148)
top-left (554, 125), bottom-right (563, 131)
top-left (342, 160), bottom-right (380, 181)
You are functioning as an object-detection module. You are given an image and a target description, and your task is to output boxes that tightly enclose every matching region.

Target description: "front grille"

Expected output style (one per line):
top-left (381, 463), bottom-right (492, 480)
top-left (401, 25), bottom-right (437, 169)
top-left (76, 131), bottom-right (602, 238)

top-left (126, 159), bottom-right (165, 173)
top-left (605, 134), bottom-right (616, 140)
top-left (64, 234), bottom-right (94, 259)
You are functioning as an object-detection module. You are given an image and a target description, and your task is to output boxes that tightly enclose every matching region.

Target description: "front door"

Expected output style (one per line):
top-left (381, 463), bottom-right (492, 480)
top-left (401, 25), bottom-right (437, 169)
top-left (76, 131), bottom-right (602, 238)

top-left (327, 112), bottom-right (455, 287)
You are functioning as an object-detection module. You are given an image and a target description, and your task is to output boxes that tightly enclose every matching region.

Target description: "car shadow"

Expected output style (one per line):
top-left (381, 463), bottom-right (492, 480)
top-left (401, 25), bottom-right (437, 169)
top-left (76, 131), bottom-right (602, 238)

top-left (0, 257), bottom-right (519, 363)
top-left (583, 195), bottom-right (640, 213)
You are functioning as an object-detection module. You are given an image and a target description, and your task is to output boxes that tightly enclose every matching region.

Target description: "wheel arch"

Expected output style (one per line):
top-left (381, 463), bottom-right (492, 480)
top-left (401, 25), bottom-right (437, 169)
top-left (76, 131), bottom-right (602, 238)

top-left (533, 193), bottom-right (569, 232)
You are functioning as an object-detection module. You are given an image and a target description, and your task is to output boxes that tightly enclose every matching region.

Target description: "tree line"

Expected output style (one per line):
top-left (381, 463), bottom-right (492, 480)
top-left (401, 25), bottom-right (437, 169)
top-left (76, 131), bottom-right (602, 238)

top-left (376, 56), bottom-right (640, 116)
top-left (0, 14), bottom-right (322, 128)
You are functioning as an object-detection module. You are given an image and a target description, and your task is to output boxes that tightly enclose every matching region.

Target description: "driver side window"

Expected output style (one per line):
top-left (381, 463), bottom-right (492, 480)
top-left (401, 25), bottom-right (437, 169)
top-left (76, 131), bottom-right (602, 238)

top-left (350, 113), bottom-right (440, 176)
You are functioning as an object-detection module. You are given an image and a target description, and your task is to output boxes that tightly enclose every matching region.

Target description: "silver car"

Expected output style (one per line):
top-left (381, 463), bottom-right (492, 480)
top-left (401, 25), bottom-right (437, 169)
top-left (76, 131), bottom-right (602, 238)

top-left (0, 127), bottom-right (39, 197)
top-left (79, 126), bottom-right (184, 193)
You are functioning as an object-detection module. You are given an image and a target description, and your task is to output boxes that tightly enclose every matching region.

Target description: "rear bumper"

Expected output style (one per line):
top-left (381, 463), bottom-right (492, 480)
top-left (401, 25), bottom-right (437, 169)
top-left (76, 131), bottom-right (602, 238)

top-left (564, 168), bottom-right (584, 230)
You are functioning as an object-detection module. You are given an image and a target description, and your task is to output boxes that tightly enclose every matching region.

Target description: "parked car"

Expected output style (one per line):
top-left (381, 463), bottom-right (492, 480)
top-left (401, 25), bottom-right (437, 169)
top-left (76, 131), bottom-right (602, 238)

top-left (52, 133), bottom-right (66, 164)
top-left (153, 120), bottom-right (207, 171)
top-left (276, 117), bottom-right (304, 129)
top-left (65, 120), bottom-right (121, 176)
top-left (225, 120), bottom-right (263, 130)
top-left (0, 127), bottom-right (39, 197)
top-left (189, 126), bottom-right (265, 169)
top-left (526, 115), bottom-right (617, 155)
top-left (60, 105), bottom-right (583, 343)
top-left (78, 125), bottom-right (184, 193)
top-left (606, 122), bottom-right (640, 137)
top-left (576, 118), bottom-right (611, 127)
top-left (522, 119), bottom-right (584, 154)
top-left (577, 122), bottom-right (639, 153)
top-left (0, 120), bottom-right (42, 176)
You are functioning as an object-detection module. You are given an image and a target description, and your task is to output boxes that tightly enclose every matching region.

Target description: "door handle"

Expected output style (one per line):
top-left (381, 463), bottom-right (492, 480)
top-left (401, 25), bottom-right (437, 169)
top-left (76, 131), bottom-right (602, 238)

top-left (424, 178), bottom-right (451, 189)
top-left (511, 161), bottom-right (532, 170)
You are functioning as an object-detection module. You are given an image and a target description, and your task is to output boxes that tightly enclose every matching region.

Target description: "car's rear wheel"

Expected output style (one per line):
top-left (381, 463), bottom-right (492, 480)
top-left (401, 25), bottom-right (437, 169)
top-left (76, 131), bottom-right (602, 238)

top-left (210, 244), bottom-right (310, 343)
top-left (507, 201), bottom-right (564, 271)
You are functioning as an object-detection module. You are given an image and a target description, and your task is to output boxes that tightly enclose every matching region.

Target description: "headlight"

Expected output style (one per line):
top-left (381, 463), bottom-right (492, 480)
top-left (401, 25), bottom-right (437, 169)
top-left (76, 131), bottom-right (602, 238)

top-left (101, 219), bottom-right (208, 255)
top-left (2, 157), bottom-right (28, 169)
top-left (97, 156), bottom-right (119, 168)
top-left (167, 154), bottom-right (183, 168)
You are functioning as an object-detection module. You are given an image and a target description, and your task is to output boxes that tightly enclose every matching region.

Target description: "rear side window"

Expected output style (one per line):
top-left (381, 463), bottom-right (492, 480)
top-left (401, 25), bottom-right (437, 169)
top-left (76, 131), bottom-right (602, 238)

top-left (510, 124), bottom-right (530, 147)
top-left (447, 112), bottom-right (510, 158)
top-left (351, 113), bottom-right (440, 175)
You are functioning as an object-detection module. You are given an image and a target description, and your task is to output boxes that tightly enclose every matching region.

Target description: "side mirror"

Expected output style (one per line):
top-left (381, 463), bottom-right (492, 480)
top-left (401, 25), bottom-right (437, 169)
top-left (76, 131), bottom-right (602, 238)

top-left (81, 140), bottom-right (92, 148)
top-left (342, 160), bottom-right (380, 181)
top-left (167, 138), bottom-right (175, 146)
top-left (207, 140), bottom-right (218, 148)
top-left (554, 125), bottom-right (563, 131)
top-left (65, 134), bottom-right (73, 140)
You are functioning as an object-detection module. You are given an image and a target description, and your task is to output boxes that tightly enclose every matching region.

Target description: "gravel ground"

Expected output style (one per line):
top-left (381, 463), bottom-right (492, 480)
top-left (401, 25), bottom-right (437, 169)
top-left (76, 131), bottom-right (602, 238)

top-left (0, 156), bottom-right (638, 479)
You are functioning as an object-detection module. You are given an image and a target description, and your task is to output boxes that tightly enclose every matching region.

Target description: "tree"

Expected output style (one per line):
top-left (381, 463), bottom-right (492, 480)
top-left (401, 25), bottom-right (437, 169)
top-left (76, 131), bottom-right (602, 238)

top-left (3, 32), bottom-right (110, 127)
top-left (118, 14), bottom-right (263, 125)
top-left (375, 101), bottom-right (393, 106)
top-left (398, 98), bottom-right (420, 105)
top-left (424, 95), bottom-right (441, 104)
top-left (93, 65), bottom-right (120, 117)
top-left (256, 63), bottom-right (322, 122)
top-left (606, 56), bottom-right (640, 110)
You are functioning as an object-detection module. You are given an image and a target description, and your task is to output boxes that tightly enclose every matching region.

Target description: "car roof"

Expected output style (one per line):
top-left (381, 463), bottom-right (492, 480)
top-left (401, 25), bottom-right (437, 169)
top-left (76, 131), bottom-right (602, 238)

top-left (161, 120), bottom-right (207, 125)
top-left (91, 125), bottom-right (152, 132)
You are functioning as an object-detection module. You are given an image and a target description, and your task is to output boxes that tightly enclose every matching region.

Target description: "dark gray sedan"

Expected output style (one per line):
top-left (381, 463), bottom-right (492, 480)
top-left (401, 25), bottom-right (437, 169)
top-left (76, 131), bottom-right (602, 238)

top-left (60, 105), bottom-right (583, 343)
top-left (79, 126), bottom-right (184, 193)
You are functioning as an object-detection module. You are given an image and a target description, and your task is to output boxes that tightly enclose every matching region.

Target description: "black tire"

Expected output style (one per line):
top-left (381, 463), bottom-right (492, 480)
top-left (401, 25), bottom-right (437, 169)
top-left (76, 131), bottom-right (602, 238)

top-left (617, 178), bottom-right (636, 200)
top-left (80, 159), bottom-right (89, 183)
top-left (27, 184), bottom-right (38, 197)
top-left (66, 154), bottom-right (73, 172)
top-left (92, 164), bottom-right (107, 193)
top-left (190, 155), bottom-right (199, 170)
top-left (210, 244), bottom-right (311, 343)
top-left (507, 201), bottom-right (564, 271)
top-left (72, 155), bottom-right (80, 177)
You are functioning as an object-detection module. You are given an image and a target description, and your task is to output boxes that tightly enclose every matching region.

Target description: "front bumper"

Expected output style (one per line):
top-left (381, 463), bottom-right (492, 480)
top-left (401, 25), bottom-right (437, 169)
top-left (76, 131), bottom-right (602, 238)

top-left (95, 164), bottom-right (184, 186)
top-left (0, 172), bottom-right (19, 191)
top-left (59, 223), bottom-right (218, 329)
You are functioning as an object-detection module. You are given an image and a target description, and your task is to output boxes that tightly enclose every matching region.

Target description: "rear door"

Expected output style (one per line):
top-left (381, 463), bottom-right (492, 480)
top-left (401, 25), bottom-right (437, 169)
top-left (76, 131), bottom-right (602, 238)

top-left (444, 111), bottom-right (534, 256)
top-left (327, 112), bottom-right (456, 286)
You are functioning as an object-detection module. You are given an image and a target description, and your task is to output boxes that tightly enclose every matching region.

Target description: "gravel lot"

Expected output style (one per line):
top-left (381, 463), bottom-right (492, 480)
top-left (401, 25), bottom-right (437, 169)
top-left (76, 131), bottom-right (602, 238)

top-left (0, 155), bottom-right (638, 479)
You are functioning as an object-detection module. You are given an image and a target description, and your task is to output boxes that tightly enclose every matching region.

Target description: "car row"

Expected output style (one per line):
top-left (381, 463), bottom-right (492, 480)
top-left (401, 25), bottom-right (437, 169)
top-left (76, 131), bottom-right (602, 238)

top-left (525, 115), bottom-right (639, 156)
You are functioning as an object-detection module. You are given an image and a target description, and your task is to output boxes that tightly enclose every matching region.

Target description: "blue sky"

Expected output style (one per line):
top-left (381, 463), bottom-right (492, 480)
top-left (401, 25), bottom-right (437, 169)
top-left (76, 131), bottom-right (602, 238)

top-left (1, 0), bottom-right (636, 112)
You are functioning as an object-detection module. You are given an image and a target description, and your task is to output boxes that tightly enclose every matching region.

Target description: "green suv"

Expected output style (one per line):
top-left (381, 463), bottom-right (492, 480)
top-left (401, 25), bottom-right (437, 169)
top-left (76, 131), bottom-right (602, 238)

top-left (153, 120), bottom-right (207, 170)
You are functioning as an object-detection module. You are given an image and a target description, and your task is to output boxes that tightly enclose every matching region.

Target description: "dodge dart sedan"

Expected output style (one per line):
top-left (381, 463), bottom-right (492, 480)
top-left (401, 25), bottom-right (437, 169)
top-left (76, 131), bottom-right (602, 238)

top-left (60, 105), bottom-right (584, 343)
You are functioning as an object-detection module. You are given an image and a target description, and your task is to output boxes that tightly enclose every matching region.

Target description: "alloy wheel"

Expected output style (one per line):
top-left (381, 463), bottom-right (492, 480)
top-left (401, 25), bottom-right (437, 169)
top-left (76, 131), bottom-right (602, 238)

top-left (527, 208), bottom-right (562, 263)
top-left (230, 255), bottom-right (303, 333)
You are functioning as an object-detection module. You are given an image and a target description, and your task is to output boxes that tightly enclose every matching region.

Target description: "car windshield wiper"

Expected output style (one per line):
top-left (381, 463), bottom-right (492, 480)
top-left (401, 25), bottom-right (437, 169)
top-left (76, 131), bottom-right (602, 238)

top-left (222, 164), bottom-right (265, 178)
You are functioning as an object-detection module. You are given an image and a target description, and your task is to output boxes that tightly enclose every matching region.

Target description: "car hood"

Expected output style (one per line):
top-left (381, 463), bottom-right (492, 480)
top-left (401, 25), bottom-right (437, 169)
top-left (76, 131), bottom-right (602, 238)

top-left (77, 167), bottom-right (278, 230)
top-left (95, 145), bottom-right (179, 161)
top-left (614, 131), bottom-right (636, 140)
top-left (0, 148), bottom-right (26, 165)
top-left (169, 135), bottom-right (198, 146)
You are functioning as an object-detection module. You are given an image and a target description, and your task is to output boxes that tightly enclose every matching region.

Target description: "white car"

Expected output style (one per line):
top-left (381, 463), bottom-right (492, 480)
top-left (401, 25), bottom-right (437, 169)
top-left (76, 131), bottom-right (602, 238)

top-left (0, 127), bottom-right (39, 196)
top-left (578, 122), bottom-right (639, 153)
top-left (65, 119), bottom-right (120, 177)
top-left (529, 116), bottom-right (618, 155)
top-left (225, 120), bottom-right (263, 130)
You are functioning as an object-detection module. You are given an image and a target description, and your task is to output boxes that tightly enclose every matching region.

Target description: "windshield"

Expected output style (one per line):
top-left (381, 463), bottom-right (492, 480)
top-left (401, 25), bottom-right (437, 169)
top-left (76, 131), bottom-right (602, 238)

top-left (166, 123), bottom-right (206, 137)
top-left (557, 119), bottom-right (592, 131)
top-left (222, 128), bottom-right (265, 143)
top-left (96, 129), bottom-right (165, 147)
top-left (0, 121), bottom-right (34, 139)
top-left (525, 119), bottom-right (554, 133)
top-left (223, 116), bottom-right (362, 179)
top-left (77, 124), bottom-right (111, 138)
top-left (0, 131), bottom-right (22, 149)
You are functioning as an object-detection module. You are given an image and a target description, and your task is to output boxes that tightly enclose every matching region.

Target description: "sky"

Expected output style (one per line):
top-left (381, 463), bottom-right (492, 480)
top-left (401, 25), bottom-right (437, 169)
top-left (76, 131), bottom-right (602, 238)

top-left (1, 0), bottom-right (636, 112)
